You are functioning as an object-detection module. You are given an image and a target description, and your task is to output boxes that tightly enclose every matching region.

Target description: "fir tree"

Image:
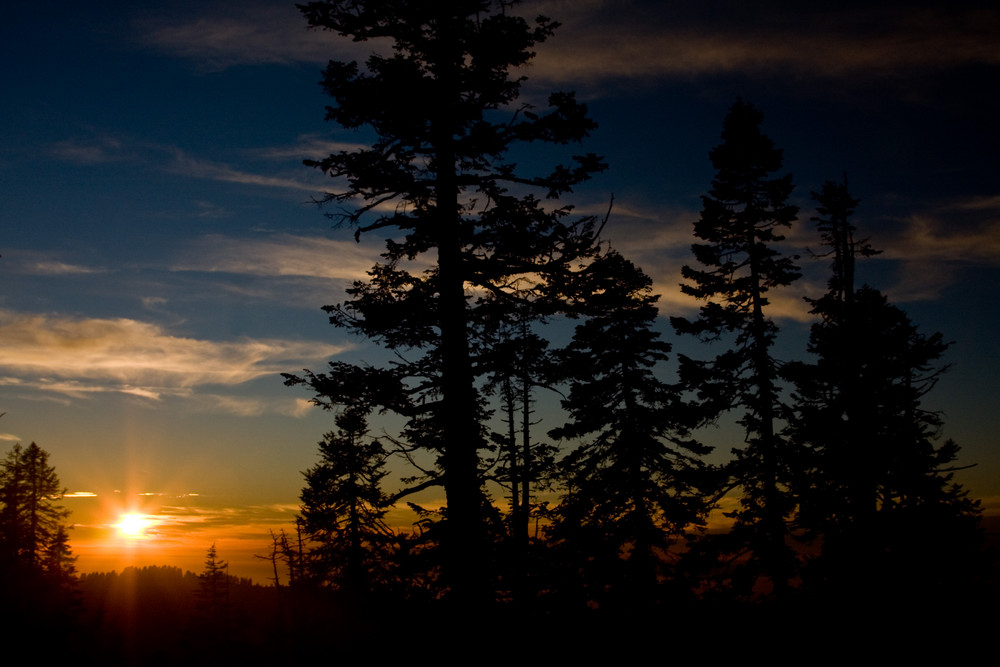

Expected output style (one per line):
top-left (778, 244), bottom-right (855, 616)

top-left (671, 99), bottom-right (800, 599)
top-left (197, 543), bottom-right (229, 615)
top-left (294, 0), bottom-right (606, 605)
top-left (0, 442), bottom-right (71, 570)
top-left (550, 251), bottom-right (710, 608)
top-left (42, 524), bottom-right (78, 586)
top-left (478, 296), bottom-right (560, 604)
top-left (298, 407), bottom-right (396, 595)
top-left (786, 181), bottom-right (984, 603)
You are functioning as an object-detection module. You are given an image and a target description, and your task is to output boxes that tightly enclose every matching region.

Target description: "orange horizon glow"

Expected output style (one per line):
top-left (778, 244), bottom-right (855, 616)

top-left (63, 490), bottom-right (304, 583)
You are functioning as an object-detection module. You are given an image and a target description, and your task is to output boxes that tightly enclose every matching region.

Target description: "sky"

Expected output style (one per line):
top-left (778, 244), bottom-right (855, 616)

top-left (2, 0), bottom-right (998, 581)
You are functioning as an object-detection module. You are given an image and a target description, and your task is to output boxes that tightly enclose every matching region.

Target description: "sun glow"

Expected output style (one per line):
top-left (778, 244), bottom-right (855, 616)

top-left (116, 512), bottom-right (155, 538)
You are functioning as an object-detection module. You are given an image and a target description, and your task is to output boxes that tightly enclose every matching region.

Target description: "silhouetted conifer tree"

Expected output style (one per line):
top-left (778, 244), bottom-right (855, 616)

top-left (295, 0), bottom-right (605, 606)
top-left (298, 407), bottom-right (396, 595)
top-left (785, 180), bottom-right (984, 604)
top-left (478, 298), bottom-right (560, 604)
top-left (197, 543), bottom-right (230, 630)
top-left (671, 99), bottom-right (800, 600)
top-left (0, 442), bottom-right (71, 570)
top-left (549, 251), bottom-right (710, 609)
top-left (0, 441), bottom-right (79, 646)
top-left (42, 524), bottom-right (77, 585)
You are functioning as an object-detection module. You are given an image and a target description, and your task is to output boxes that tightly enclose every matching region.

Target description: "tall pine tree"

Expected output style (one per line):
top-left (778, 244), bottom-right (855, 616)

top-left (785, 180), bottom-right (984, 604)
top-left (550, 251), bottom-right (710, 609)
top-left (294, 0), bottom-right (605, 606)
top-left (0, 442), bottom-right (71, 570)
top-left (299, 407), bottom-right (396, 595)
top-left (671, 99), bottom-right (800, 600)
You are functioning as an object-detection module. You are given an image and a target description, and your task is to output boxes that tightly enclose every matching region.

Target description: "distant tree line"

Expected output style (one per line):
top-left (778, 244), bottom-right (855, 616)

top-left (283, 0), bottom-right (990, 623)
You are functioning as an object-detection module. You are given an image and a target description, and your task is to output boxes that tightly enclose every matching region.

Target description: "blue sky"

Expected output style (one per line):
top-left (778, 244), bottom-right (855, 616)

top-left (2, 1), bottom-right (998, 577)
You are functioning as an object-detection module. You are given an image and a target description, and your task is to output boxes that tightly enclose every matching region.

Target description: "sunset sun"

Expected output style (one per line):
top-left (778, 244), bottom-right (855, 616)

top-left (116, 513), bottom-right (154, 538)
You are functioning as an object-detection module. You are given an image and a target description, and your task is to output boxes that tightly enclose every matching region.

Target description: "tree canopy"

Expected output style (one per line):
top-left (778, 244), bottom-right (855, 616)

top-left (785, 182), bottom-right (985, 602)
top-left (284, 2), bottom-right (987, 615)
top-left (671, 99), bottom-right (801, 599)
top-left (290, 0), bottom-right (607, 606)
top-left (0, 442), bottom-right (71, 571)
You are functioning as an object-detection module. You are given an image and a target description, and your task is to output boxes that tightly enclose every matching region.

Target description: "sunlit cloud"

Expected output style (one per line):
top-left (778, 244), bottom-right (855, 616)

top-left (175, 233), bottom-right (382, 282)
top-left (0, 309), bottom-right (351, 400)
top-left (0, 432), bottom-right (21, 442)
top-left (4, 252), bottom-right (108, 276)
top-left (134, 0), bottom-right (1000, 106)
top-left (0, 376), bottom-right (172, 402)
top-left (250, 134), bottom-right (369, 162)
top-left (891, 216), bottom-right (1000, 264)
top-left (48, 135), bottom-right (126, 164)
top-left (288, 398), bottom-right (315, 418)
top-left (142, 502), bottom-right (301, 540)
top-left (194, 200), bottom-right (232, 219)
top-left (140, 296), bottom-right (168, 311)
top-left (167, 150), bottom-right (324, 192)
top-left (592, 203), bottom-right (816, 322)
top-left (48, 132), bottom-right (331, 197)
top-left (957, 195), bottom-right (1000, 211)
top-left (879, 211), bottom-right (1000, 301)
top-left (138, 1), bottom-right (1000, 83)
top-left (529, 3), bottom-right (1000, 88)
top-left (137, 3), bottom-right (374, 71)
top-left (196, 394), bottom-right (318, 418)
top-left (32, 261), bottom-right (104, 275)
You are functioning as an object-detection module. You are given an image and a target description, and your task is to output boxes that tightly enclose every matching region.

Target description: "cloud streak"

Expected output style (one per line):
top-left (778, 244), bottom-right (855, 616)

top-left (175, 233), bottom-right (384, 282)
top-left (137, 3), bottom-right (372, 71)
top-left (528, 2), bottom-right (1000, 88)
top-left (0, 309), bottom-right (351, 400)
top-left (2, 250), bottom-right (111, 277)
top-left (877, 212), bottom-right (1000, 301)
top-left (197, 395), bottom-right (317, 418)
top-left (47, 133), bottom-right (329, 196)
top-left (166, 150), bottom-right (325, 193)
top-left (594, 202), bottom-right (817, 321)
top-left (137, 2), bottom-right (1000, 91)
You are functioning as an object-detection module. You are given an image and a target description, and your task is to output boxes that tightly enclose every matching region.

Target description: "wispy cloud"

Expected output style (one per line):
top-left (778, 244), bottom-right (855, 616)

top-left (0, 309), bottom-right (351, 400)
top-left (878, 212), bottom-right (1000, 301)
top-left (890, 216), bottom-right (1000, 266)
top-left (134, 501), bottom-right (301, 542)
top-left (250, 134), bottom-right (369, 162)
top-left (174, 233), bottom-right (382, 282)
top-left (0, 377), bottom-right (169, 401)
top-left (594, 202), bottom-right (816, 321)
top-left (198, 394), bottom-right (317, 418)
top-left (47, 133), bottom-right (330, 196)
top-left (32, 261), bottom-right (105, 275)
top-left (137, 3), bottom-right (370, 71)
top-left (140, 296), bottom-right (168, 311)
top-left (529, 3), bottom-right (1000, 88)
top-left (135, 1), bottom-right (1000, 91)
top-left (48, 135), bottom-right (126, 164)
top-left (597, 184), bottom-right (1000, 316)
top-left (166, 150), bottom-right (324, 193)
top-left (956, 195), bottom-right (1000, 211)
top-left (3, 251), bottom-right (108, 277)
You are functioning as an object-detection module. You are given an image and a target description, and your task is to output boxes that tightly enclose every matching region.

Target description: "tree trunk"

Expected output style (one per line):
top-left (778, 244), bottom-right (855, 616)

top-left (433, 11), bottom-right (487, 609)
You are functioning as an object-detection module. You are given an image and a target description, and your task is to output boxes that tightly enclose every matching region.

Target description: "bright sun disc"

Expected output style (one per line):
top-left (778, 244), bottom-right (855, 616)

top-left (117, 513), bottom-right (153, 538)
